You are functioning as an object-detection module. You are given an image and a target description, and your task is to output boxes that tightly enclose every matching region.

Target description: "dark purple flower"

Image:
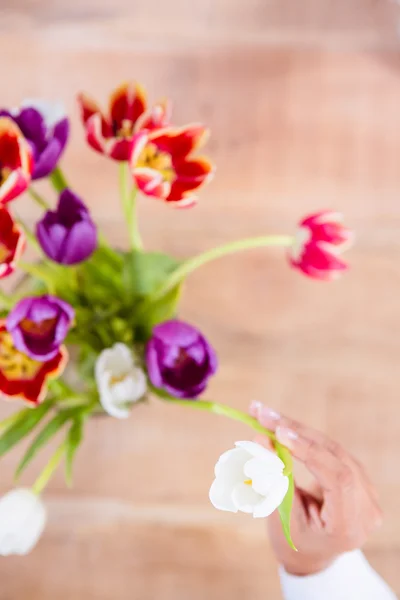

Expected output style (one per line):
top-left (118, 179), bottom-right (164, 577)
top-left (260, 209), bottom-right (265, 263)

top-left (0, 100), bottom-right (69, 180)
top-left (36, 188), bottom-right (97, 265)
top-left (6, 295), bottom-right (74, 362)
top-left (145, 319), bottom-right (218, 399)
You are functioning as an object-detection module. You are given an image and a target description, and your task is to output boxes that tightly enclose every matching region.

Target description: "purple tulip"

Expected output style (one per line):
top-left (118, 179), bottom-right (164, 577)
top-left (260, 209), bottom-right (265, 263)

top-left (6, 295), bottom-right (74, 362)
top-left (0, 100), bottom-right (69, 179)
top-left (145, 319), bottom-right (218, 399)
top-left (36, 189), bottom-right (97, 265)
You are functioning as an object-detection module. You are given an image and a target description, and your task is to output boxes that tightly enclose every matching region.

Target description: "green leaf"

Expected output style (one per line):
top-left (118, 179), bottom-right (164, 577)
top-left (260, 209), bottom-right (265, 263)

top-left (278, 473), bottom-right (297, 551)
top-left (0, 400), bottom-right (54, 458)
top-left (137, 283), bottom-right (182, 340)
top-left (122, 251), bottom-right (180, 298)
top-left (65, 416), bottom-right (85, 486)
top-left (15, 410), bottom-right (73, 479)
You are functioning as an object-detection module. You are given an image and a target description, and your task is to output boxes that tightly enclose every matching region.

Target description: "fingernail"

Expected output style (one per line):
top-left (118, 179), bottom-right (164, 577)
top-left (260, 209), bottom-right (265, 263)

top-left (249, 400), bottom-right (263, 417)
top-left (276, 426), bottom-right (298, 447)
top-left (261, 407), bottom-right (281, 421)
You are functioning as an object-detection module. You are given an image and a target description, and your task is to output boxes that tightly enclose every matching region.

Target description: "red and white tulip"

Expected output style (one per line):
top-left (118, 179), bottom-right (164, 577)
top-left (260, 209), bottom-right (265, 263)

top-left (0, 206), bottom-right (25, 278)
top-left (130, 125), bottom-right (214, 207)
top-left (0, 117), bottom-right (33, 205)
top-left (289, 211), bottom-right (353, 281)
top-left (78, 82), bottom-right (170, 161)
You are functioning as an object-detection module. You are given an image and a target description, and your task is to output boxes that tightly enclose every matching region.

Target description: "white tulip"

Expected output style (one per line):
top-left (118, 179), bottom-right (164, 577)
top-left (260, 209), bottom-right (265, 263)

top-left (95, 343), bottom-right (147, 419)
top-left (209, 441), bottom-right (289, 518)
top-left (0, 488), bottom-right (46, 556)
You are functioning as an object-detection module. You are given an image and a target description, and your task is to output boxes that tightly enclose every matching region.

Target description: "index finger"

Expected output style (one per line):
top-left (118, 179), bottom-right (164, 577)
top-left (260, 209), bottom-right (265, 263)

top-left (250, 402), bottom-right (355, 493)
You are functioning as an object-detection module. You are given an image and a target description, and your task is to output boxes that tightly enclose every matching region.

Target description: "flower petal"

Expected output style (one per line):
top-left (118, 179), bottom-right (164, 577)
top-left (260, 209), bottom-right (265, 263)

top-left (78, 93), bottom-right (111, 136)
top-left (244, 458), bottom-right (286, 496)
top-left (85, 113), bottom-right (107, 155)
top-left (209, 478), bottom-right (237, 513)
top-left (252, 476), bottom-right (289, 518)
top-left (232, 482), bottom-right (263, 513)
top-left (214, 447), bottom-right (249, 481)
top-left (109, 82), bottom-right (147, 130)
top-left (134, 167), bottom-right (171, 199)
top-left (235, 441), bottom-right (285, 468)
top-left (151, 124), bottom-right (209, 158)
top-left (32, 137), bottom-right (62, 180)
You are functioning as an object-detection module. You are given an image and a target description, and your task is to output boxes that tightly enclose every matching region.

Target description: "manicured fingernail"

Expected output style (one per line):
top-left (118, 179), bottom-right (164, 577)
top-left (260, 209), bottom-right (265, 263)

top-left (276, 426), bottom-right (298, 447)
top-left (249, 400), bottom-right (263, 417)
top-left (260, 407), bottom-right (281, 421)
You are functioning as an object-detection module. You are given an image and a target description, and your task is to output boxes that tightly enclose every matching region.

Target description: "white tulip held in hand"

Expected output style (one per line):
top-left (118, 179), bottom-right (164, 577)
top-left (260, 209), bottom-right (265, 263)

top-left (209, 441), bottom-right (289, 518)
top-left (95, 343), bottom-right (147, 419)
top-left (0, 488), bottom-right (46, 556)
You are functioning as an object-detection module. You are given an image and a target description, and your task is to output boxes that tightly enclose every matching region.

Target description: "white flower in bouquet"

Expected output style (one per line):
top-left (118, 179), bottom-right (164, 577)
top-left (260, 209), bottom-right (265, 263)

top-left (0, 488), bottom-right (46, 556)
top-left (95, 343), bottom-right (147, 419)
top-left (209, 441), bottom-right (289, 518)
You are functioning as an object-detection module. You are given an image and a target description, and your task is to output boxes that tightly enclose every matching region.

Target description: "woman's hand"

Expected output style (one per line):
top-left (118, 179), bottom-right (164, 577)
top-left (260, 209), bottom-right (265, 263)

top-left (250, 402), bottom-right (383, 576)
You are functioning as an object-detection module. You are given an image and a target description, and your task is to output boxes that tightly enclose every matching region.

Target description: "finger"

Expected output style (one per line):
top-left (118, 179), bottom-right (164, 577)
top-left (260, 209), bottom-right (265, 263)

top-left (253, 433), bottom-right (274, 452)
top-left (275, 424), bottom-right (355, 494)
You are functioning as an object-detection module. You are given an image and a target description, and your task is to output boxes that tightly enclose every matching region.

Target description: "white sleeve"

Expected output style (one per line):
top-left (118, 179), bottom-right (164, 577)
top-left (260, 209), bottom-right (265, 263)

top-left (279, 550), bottom-right (397, 600)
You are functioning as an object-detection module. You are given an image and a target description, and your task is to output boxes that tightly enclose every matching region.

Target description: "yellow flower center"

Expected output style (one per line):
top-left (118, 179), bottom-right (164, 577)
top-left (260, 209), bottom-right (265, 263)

top-left (244, 479), bottom-right (253, 486)
top-left (137, 142), bottom-right (175, 182)
top-left (116, 119), bottom-right (134, 139)
top-left (0, 330), bottom-right (42, 381)
top-left (0, 166), bottom-right (11, 186)
top-left (110, 373), bottom-right (128, 385)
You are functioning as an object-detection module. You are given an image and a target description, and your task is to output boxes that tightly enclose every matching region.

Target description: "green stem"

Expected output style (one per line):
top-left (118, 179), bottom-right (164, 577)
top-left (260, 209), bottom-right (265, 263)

top-left (143, 234), bottom-right (293, 308)
top-left (0, 287), bottom-right (13, 309)
top-left (156, 393), bottom-right (293, 476)
top-left (0, 409), bottom-right (28, 431)
top-left (18, 261), bottom-right (56, 293)
top-left (28, 188), bottom-right (50, 210)
top-left (32, 441), bottom-right (67, 495)
top-left (15, 216), bottom-right (41, 252)
top-left (166, 397), bottom-right (276, 440)
top-left (49, 166), bottom-right (68, 193)
top-left (119, 162), bottom-right (142, 250)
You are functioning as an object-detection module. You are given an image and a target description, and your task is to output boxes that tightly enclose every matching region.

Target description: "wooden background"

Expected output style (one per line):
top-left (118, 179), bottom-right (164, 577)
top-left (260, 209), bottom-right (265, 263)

top-left (1, 1), bottom-right (400, 598)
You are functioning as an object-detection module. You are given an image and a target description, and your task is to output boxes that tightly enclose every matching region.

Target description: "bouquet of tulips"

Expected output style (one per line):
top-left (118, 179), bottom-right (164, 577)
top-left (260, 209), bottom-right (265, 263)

top-left (0, 82), bottom-right (353, 556)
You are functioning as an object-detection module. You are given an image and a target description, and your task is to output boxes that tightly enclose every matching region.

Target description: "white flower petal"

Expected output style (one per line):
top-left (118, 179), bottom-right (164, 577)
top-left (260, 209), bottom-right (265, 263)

top-left (0, 489), bottom-right (46, 556)
top-left (98, 373), bottom-right (131, 419)
top-left (95, 343), bottom-right (134, 381)
top-left (214, 447), bottom-right (249, 480)
top-left (252, 475), bottom-right (289, 518)
top-left (209, 478), bottom-right (237, 513)
top-left (244, 457), bottom-right (285, 496)
top-left (235, 441), bottom-right (285, 469)
top-left (231, 482), bottom-right (263, 513)
top-left (95, 344), bottom-right (147, 420)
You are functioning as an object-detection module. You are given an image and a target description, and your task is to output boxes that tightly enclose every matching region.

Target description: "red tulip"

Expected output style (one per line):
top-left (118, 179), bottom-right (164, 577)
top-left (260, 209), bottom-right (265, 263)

top-left (289, 211), bottom-right (353, 280)
top-left (0, 207), bottom-right (25, 278)
top-left (0, 117), bottom-right (33, 205)
top-left (130, 125), bottom-right (214, 207)
top-left (78, 82), bottom-right (170, 161)
top-left (0, 322), bottom-right (67, 405)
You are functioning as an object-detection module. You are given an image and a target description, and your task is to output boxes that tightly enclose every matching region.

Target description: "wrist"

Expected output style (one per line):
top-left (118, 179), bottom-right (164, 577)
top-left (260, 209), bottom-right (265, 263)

top-left (281, 556), bottom-right (335, 577)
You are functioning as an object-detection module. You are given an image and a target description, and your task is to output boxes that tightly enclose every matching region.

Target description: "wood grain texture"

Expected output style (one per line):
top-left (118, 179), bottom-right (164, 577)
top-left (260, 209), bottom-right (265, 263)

top-left (0, 1), bottom-right (400, 598)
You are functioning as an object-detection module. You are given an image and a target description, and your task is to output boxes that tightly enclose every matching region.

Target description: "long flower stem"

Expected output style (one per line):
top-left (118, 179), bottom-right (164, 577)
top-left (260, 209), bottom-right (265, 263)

top-left (144, 234), bottom-right (293, 308)
top-left (15, 215), bottom-right (41, 252)
top-left (119, 162), bottom-right (142, 250)
top-left (157, 394), bottom-right (293, 475)
top-left (0, 288), bottom-right (13, 309)
top-left (32, 441), bottom-right (67, 495)
top-left (49, 166), bottom-right (68, 193)
top-left (28, 188), bottom-right (50, 210)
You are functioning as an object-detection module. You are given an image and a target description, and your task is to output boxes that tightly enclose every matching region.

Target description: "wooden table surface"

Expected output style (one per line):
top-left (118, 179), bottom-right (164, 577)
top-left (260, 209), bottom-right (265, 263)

top-left (1, 1), bottom-right (400, 598)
